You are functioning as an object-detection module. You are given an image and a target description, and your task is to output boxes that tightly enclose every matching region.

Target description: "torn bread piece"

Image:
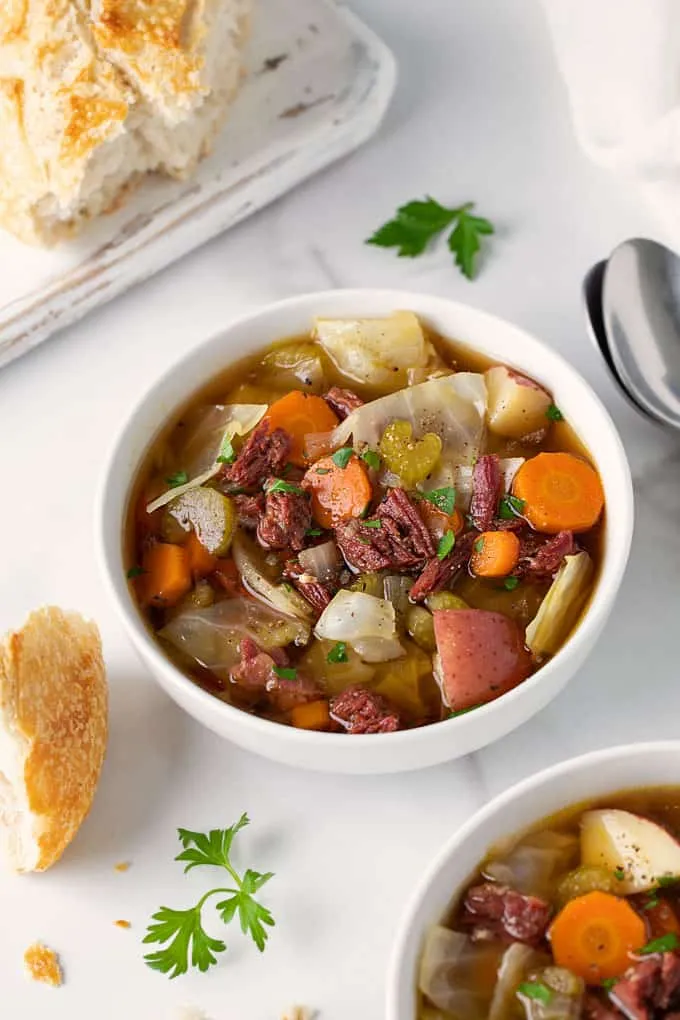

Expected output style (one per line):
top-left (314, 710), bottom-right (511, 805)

top-left (0, 0), bottom-right (252, 245)
top-left (0, 608), bottom-right (107, 872)
top-left (24, 942), bottom-right (63, 987)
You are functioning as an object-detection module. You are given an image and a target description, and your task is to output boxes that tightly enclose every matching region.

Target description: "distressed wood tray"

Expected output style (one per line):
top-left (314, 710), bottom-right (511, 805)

top-left (0, 0), bottom-right (395, 369)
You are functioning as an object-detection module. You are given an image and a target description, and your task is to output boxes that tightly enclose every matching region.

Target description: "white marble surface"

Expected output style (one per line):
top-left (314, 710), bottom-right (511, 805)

top-left (0, 1), bottom-right (677, 1018)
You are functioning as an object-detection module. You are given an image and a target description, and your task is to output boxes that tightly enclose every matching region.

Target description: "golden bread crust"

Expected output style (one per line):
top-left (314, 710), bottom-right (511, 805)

top-left (24, 942), bottom-right (63, 986)
top-left (0, 607), bottom-right (107, 871)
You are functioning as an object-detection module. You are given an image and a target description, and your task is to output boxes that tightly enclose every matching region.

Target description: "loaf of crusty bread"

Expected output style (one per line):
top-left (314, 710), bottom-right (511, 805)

top-left (0, 608), bottom-right (107, 872)
top-left (0, 0), bottom-right (251, 245)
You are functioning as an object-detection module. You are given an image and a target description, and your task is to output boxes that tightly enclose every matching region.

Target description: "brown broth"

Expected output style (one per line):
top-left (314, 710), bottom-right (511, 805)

top-left (126, 324), bottom-right (605, 732)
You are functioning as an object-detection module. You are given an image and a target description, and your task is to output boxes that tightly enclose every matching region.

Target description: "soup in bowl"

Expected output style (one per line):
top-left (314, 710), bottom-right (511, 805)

top-left (98, 290), bottom-right (632, 773)
top-left (387, 743), bottom-right (680, 1019)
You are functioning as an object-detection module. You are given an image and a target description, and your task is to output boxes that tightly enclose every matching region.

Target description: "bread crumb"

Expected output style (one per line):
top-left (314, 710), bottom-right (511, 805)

top-left (24, 943), bottom-right (63, 987)
top-left (114, 861), bottom-right (131, 872)
top-left (114, 920), bottom-right (131, 929)
top-left (282, 1008), bottom-right (315, 1020)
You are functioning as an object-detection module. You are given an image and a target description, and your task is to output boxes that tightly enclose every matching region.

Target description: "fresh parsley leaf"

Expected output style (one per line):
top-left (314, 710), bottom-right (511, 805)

top-left (360, 449), bottom-right (381, 470)
top-left (437, 530), bottom-right (456, 560)
top-left (601, 977), bottom-right (617, 992)
top-left (658, 875), bottom-right (680, 887)
top-left (331, 447), bottom-right (354, 469)
top-left (546, 403), bottom-right (564, 422)
top-left (327, 642), bottom-right (348, 664)
top-left (144, 816), bottom-right (275, 978)
top-left (272, 666), bottom-right (297, 680)
top-left (216, 436), bottom-right (235, 464)
top-left (613, 867), bottom-right (625, 881)
top-left (166, 471), bottom-right (189, 488)
top-left (421, 486), bottom-right (456, 515)
top-left (126, 565), bottom-right (146, 579)
top-left (366, 196), bottom-right (494, 279)
top-left (306, 527), bottom-right (323, 537)
top-left (498, 494), bottom-right (526, 520)
top-left (503, 577), bottom-right (520, 591)
top-left (640, 932), bottom-right (680, 955)
top-left (315, 468), bottom-right (330, 475)
top-left (448, 706), bottom-right (477, 718)
top-left (644, 894), bottom-right (660, 910)
top-left (518, 982), bottom-right (552, 1004)
top-left (362, 519), bottom-right (382, 529)
top-left (266, 479), bottom-right (304, 495)
top-left (474, 537), bottom-right (484, 554)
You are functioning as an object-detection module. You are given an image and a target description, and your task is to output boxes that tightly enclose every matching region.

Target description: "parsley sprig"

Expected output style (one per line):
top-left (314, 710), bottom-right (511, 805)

top-left (366, 196), bottom-right (494, 279)
top-left (143, 815), bottom-right (275, 979)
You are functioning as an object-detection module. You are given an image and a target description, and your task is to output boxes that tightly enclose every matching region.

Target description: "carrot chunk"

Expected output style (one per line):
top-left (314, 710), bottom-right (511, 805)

top-left (302, 454), bottom-right (372, 529)
top-left (140, 543), bottom-right (191, 607)
top-left (291, 700), bottom-right (331, 730)
top-left (549, 890), bottom-right (646, 983)
top-left (513, 452), bottom-right (604, 534)
top-left (470, 530), bottom-right (520, 578)
top-left (186, 532), bottom-right (218, 579)
top-left (266, 391), bottom-right (339, 467)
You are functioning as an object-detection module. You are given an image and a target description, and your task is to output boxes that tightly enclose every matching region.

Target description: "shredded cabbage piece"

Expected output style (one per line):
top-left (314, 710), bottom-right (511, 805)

top-left (232, 532), bottom-right (314, 632)
top-left (418, 925), bottom-right (502, 1018)
top-left (314, 311), bottom-right (427, 389)
top-left (332, 374), bottom-right (487, 472)
top-left (314, 590), bottom-right (404, 662)
top-left (525, 551), bottom-right (594, 657)
top-left (146, 404), bottom-right (267, 514)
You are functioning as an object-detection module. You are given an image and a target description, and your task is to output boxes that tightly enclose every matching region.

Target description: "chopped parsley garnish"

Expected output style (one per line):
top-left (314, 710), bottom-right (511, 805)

top-left (474, 537), bottom-right (484, 554)
top-left (315, 468), bottom-right (331, 475)
top-left (644, 894), bottom-right (660, 910)
top-left (601, 978), bottom-right (617, 992)
top-left (503, 576), bottom-right (520, 591)
top-left (518, 981), bottom-right (552, 1004)
top-left (657, 875), bottom-right (679, 888)
top-left (216, 436), bottom-right (235, 464)
top-left (362, 519), bottom-right (382, 529)
top-left (272, 666), bottom-right (297, 681)
top-left (143, 815), bottom-right (274, 978)
top-left (546, 403), bottom-right (564, 422)
top-left (366, 196), bottom-right (494, 280)
top-left (166, 470), bottom-right (189, 488)
top-left (306, 528), bottom-right (323, 537)
top-left (266, 479), bottom-right (304, 495)
top-left (126, 565), bottom-right (146, 579)
top-left (360, 449), bottom-right (381, 471)
top-left (613, 867), bottom-right (625, 881)
top-left (640, 932), bottom-right (680, 955)
top-left (448, 706), bottom-right (477, 719)
top-left (420, 486), bottom-right (456, 515)
top-left (331, 447), bottom-right (354, 469)
top-left (437, 530), bottom-right (456, 560)
top-left (327, 642), bottom-right (348, 664)
top-left (498, 494), bottom-right (526, 520)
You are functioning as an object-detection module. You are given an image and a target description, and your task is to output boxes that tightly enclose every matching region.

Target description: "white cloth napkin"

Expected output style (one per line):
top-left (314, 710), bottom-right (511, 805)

top-left (539, 0), bottom-right (680, 234)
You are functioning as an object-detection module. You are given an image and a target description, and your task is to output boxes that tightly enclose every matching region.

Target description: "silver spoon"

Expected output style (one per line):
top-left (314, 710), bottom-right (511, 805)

top-left (582, 258), bottom-right (653, 419)
top-left (602, 238), bottom-right (680, 430)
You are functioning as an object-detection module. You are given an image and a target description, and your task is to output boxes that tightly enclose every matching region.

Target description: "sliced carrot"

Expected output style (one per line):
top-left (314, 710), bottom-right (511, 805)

top-left (513, 452), bottom-right (604, 534)
top-left (302, 454), bottom-right (372, 529)
top-left (470, 530), bottom-right (520, 578)
top-left (645, 898), bottom-right (680, 939)
top-left (266, 391), bottom-right (339, 467)
top-left (549, 891), bottom-right (646, 983)
top-left (291, 700), bottom-right (331, 730)
top-left (140, 543), bottom-right (191, 608)
top-left (419, 502), bottom-right (464, 541)
top-left (186, 531), bottom-right (218, 579)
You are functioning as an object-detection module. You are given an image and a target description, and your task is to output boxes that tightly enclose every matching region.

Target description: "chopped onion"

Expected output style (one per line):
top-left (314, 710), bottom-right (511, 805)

top-left (451, 458), bottom-right (524, 513)
top-left (382, 574), bottom-right (413, 622)
top-left (160, 599), bottom-right (308, 681)
top-left (298, 540), bottom-right (341, 583)
top-left (146, 404), bottom-right (267, 514)
top-left (489, 943), bottom-right (544, 1020)
top-left (526, 551), bottom-right (594, 658)
top-left (484, 830), bottom-right (579, 899)
top-left (418, 925), bottom-right (502, 1018)
top-left (314, 590), bottom-right (404, 662)
top-left (314, 311), bottom-right (427, 389)
top-left (232, 532), bottom-right (314, 635)
top-left (303, 431), bottom-right (335, 462)
top-left (500, 457), bottom-right (525, 492)
top-left (333, 374), bottom-right (487, 472)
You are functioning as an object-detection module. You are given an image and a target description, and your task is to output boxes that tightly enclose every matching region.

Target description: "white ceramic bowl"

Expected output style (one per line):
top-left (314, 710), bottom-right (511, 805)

top-left (97, 289), bottom-right (633, 774)
top-left (387, 741), bottom-right (680, 1018)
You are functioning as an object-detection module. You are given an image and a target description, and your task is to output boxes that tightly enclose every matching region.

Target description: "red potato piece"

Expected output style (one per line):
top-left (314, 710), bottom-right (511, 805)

top-left (485, 366), bottom-right (552, 439)
top-left (433, 609), bottom-right (532, 711)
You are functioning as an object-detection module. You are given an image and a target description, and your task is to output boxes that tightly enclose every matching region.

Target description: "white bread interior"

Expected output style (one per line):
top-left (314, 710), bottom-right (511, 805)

top-left (0, 0), bottom-right (251, 245)
top-left (0, 608), bottom-right (107, 872)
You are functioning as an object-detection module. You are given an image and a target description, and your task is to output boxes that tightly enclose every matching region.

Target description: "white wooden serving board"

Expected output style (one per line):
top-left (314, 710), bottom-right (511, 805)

top-left (0, 0), bottom-right (395, 370)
